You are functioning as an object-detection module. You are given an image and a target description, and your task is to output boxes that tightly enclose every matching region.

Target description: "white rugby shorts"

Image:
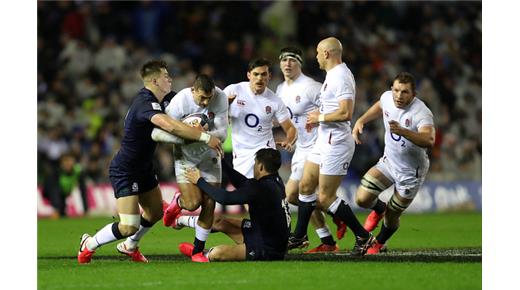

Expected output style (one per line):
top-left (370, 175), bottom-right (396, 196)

top-left (289, 146), bottom-right (312, 181)
top-left (374, 156), bottom-right (429, 199)
top-left (175, 147), bottom-right (221, 183)
top-left (307, 136), bottom-right (354, 176)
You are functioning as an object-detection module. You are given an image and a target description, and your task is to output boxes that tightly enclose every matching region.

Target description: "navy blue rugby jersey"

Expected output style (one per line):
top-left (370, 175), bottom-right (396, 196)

top-left (110, 89), bottom-right (175, 173)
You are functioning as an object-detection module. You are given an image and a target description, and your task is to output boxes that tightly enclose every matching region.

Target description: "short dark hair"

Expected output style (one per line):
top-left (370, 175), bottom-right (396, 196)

top-left (248, 58), bottom-right (271, 73)
top-left (140, 60), bottom-right (168, 79)
top-left (393, 72), bottom-right (416, 92)
top-left (193, 74), bottom-right (215, 93)
top-left (255, 148), bottom-right (281, 174)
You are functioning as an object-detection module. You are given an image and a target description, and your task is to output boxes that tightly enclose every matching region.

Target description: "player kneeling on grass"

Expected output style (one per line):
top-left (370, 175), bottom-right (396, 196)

top-left (178, 148), bottom-right (291, 262)
top-left (352, 72), bottom-right (435, 254)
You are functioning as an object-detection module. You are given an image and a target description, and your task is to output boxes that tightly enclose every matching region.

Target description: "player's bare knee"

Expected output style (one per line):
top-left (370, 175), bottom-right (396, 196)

top-left (207, 247), bottom-right (224, 261)
top-left (180, 196), bottom-right (201, 211)
top-left (317, 193), bottom-right (335, 209)
top-left (355, 192), bottom-right (375, 209)
top-left (299, 179), bottom-right (316, 195)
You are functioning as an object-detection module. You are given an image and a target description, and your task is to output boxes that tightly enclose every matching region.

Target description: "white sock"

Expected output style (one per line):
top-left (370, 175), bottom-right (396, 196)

top-left (124, 225), bottom-right (151, 250)
top-left (195, 223), bottom-right (211, 242)
top-left (178, 216), bottom-right (199, 228)
top-left (315, 227), bottom-right (332, 238)
top-left (87, 223), bottom-right (117, 251)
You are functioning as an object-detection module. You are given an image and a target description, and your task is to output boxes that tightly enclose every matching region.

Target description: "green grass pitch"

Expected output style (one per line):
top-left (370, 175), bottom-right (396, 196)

top-left (38, 212), bottom-right (481, 290)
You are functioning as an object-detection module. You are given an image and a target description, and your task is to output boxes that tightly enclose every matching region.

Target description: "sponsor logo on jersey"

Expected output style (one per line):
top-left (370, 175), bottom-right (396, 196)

top-left (405, 118), bottom-right (410, 127)
top-left (237, 100), bottom-right (246, 106)
top-left (132, 182), bottom-right (139, 192)
top-left (384, 110), bottom-right (389, 118)
top-left (295, 95), bottom-right (301, 103)
top-left (265, 106), bottom-right (272, 114)
top-left (151, 102), bottom-right (162, 110)
top-left (163, 101), bottom-right (169, 108)
top-left (323, 83), bottom-right (328, 91)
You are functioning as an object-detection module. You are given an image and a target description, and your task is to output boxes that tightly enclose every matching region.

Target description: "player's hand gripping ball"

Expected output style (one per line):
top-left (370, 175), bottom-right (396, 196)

top-left (182, 113), bottom-right (210, 131)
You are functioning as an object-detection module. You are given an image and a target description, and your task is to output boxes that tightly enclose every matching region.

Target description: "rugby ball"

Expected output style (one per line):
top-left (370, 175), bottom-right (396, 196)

top-left (181, 112), bottom-right (209, 130)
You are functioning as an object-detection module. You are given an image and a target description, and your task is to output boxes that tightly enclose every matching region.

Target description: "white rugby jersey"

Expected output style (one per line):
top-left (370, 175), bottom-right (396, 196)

top-left (225, 82), bottom-right (291, 151)
top-left (380, 90), bottom-right (434, 172)
top-left (165, 87), bottom-right (228, 154)
top-left (276, 73), bottom-right (321, 150)
top-left (318, 63), bottom-right (356, 142)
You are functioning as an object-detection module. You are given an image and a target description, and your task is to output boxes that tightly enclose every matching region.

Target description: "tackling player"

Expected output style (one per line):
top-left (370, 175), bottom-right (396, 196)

top-left (352, 72), bottom-right (435, 254)
top-left (225, 58), bottom-right (297, 178)
top-left (77, 60), bottom-right (222, 264)
top-left (276, 46), bottom-right (346, 253)
top-left (155, 74), bottom-right (228, 261)
top-left (182, 148), bottom-right (290, 262)
top-left (288, 37), bottom-right (375, 256)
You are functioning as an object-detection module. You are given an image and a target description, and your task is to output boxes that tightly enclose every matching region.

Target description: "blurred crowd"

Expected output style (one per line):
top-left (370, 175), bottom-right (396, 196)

top-left (37, 1), bottom-right (482, 201)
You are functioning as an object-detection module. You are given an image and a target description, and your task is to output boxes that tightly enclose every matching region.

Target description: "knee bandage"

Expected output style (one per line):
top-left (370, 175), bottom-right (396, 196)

top-left (387, 194), bottom-right (411, 213)
top-left (119, 214), bottom-right (141, 228)
top-left (360, 174), bottom-right (387, 196)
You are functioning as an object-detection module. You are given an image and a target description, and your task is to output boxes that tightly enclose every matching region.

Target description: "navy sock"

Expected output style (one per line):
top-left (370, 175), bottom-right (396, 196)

top-left (294, 200), bottom-right (316, 238)
top-left (320, 235), bottom-right (336, 246)
top-left (372, 199), bottom-right (386, 215)
top-left (192, 238), bottom-right (205, 255)
top-left (376, 223), bottom-right (398, 244)
top-left (332, 201), bottom-right (368, 239)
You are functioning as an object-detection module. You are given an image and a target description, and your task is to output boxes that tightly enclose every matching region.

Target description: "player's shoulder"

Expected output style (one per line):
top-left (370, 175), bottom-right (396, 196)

top-left (380, 90), bottom-right (392, 102)
top-left (212, 86), bottom-right (229, 109)
top-left (411, 97), bottom-right (434, 116)
top-left (224, 82), bottom-right (245, 92)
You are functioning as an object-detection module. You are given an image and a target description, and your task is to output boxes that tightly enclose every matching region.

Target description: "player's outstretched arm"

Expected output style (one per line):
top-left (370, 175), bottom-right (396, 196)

top-left (151, 127), bottom-right (185, 144)
top-left (151, 113), bottom-right (223, 155)
top-left (353, 100), bottom-right (382, 144)
top-left (185, 168), bottom-right (250, 205)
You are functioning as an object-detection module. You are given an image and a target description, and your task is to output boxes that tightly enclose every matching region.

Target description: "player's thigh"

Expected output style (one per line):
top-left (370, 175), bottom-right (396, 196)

top-left (299, 161), bottom-right (319, 194)
top-left (177, 182), bottom-right (204, 210)
top-left (138, 185), bottom-right (164, 222)
top-left (356, 166), bottom-right (393, 204)
top-left (317, 174), bottom-right (344, 208)
top-left (285, 179), bottom-right (300, 205)
top-left (213, 217), bottom-right (244, 244)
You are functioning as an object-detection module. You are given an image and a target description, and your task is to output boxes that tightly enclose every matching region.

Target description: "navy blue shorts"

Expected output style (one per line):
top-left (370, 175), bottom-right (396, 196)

top-left (109, 168), bottom-right (159, 199)
top-left (241, 219), bottom-right (285, 261)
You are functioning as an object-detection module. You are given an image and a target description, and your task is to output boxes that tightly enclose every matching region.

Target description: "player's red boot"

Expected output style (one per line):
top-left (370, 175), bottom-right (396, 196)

top-left (179, 242), bottom-right (194, 257)
top-left (163, 191), bottom-right (182, 227)
top-left (191, 252), bottom-right (209, 263)
top-left (364, 209), bottom-right (385, 232)
top-left (78, 234), bottom-right (95, 264)
top-left (366, 241), bottom-right (387, 255)
top-left (333, 216), bottom-right (347, 240)
top-left (304, 243), bottom-right (340, 254)
top-left (116, 242), bottom-right (149, 263)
